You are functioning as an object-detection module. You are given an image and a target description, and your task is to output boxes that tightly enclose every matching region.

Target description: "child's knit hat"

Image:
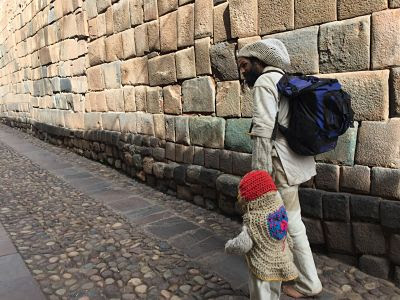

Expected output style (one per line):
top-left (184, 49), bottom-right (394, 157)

top-left (239, 170), bottom-right (277, 202)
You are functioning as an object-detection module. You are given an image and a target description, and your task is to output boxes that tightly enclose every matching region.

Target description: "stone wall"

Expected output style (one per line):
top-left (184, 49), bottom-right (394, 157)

top-left (1, 0), bottom-right (400, 284)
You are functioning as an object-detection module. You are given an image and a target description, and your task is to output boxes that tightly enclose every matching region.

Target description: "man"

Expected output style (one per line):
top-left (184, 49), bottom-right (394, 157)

top-left (237, 39), bottom-right (322, 298)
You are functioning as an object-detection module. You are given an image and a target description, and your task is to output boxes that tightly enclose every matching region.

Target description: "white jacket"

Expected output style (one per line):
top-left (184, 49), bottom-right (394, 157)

top-left (250, 66), bottom-right (316, 186)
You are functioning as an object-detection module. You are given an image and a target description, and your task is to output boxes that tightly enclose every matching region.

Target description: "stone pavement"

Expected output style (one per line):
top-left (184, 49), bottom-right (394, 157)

top-left (0, 124), bottom-right (400, 300)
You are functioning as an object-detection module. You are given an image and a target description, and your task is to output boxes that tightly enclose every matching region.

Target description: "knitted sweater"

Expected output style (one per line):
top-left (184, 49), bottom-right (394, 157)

top-left (242, 191), bottom-right (298, 282)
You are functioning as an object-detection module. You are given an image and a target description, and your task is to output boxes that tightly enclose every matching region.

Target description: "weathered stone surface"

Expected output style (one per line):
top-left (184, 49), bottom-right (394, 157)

top-left (232, 152), bottom-right (252, 176)
top-left (372, 9), bottom-right (400, 69)
top-left (165, 142), bottom-right (175, 161)
top-left (352, 223), bottom-right (386, 255)
top-left (147, 20), bottom-right (160, 51)
top-left (318, 71), bottom-right (389, 121)
top-left (193, 146), bottom-right (205, 166)
top-left (259, 0), bottom-right (293, 35)
top-left (266, 26), bottom-right (318, 74)
top-left (316, 122), bottom-right (358, 166)
top-left (186, 165), bottom-right (202, 183)
top-left (88, 37), bottom-right (106, 66)
top-left (204, 148), bottom-right (220, 169)
top-left (153, 114), bottom-right (165, 140)
top-left (176, 47), bottom-right (196, 80)
top-left (319, 16), bottom-right (370, 73)
top-left (237, 36), bottom-right (261, 51)
top-left (123, 86), bottom-right (136, 112)
top-left (160, 11), bottom-right (177, 53)
top-left (165, 116), bottom-right (176, 142)
top-left (143, 0), bottom-right (158, 21)
top-left (299, 188), bottom-right (323, 219)
top-left (105, 89), bottom-right (124, 111)
top-left (216, 81), bottom-right (240, 117)
top-left (182, 77), bottom-right (215, 113)
top-left (121, 57), bottom-right (149, 85)
top-left (189, 117), bottom-right (225, 148)
top-left (356, 120), bottom-right (400, 168)
top-left (210, 42), bottom-right (239, 81)
top-left (183, 145), bottom-right (194, 164)
top-left (391, 0), bottom-right (400, 8)
top-left (380, 200), bottom-right (400, 230)
top-left (323, 221), bottom-right (354, 254)
top-left (121, 28), bottom-right (136, 59)
top-left (86, 0), bottom-right (98, 18)
top-left (134, 24), bottom-right (149, 56)
top-left (338, 0), bottom-right (387, 20)
top-left (240, 85), bottom-right (253, 117)
top-left (389, 235), bottom-right (400, 265)
top-left (391, 68), bottom-right (400, 117)
top-left (224, 118), bottom-right (252, 153)
top-left (103, 62), bottom-right (121, 89)
top-left (163, 85), bottom-right (182, 115)
top-left (64, 112), bottom-right (84, 129)
top-left (119, 113), bottom-right (137, 133)
top-left (97, 0), bottom-right (111, 13)
top-left (199, 168), bottom-right (222, 188)
top-left (177, 4), bottom-right (194, 48)
top-left (315, 163), bottom-right (339, 192)
top-left (129, 0), bottom-right (144, 26)
top-left (295, 0), bottom-right (336, 28)
top-left (371, 167), bottom-right (400, 200)
top-left (146, 86), bottom-right (163, 114)
top-left (194, 0), bottom-right (213, 38)
top-left (135, 86), bottom-right (147, 111)
top-left (213, 2), bottom-right (231, 43)
top-left (219, 150), bottom-right (232, 174)
top-left (340, 165), bottom-right (370, 194)
top-left (158, 0), bottom-right (178, 16)
top-left (105, 33), bottom-right (124, 62)
top-left (175, 116), bottom-right (190, 145)
top-left (148, 54), bottom-right (177, 86)
top-left (323, 192), bottom-right (350, 222)
top-left (350, 195), bottom-right (380, 223)
top-left (136, 112), bottom-right (155, 135)
top-left (113, 0), bottom-right (131, 32)
top-left (87, 66), bottom-right (105, 91)
top-left (359, 255), bottom-right (390, 280)
top-left (194, 37), bottom-right (212, 75)
top-left (303, 218), bottom-right (324, 245)
top-left (229, 0), bottom-right (257, 38)
top-left (102, 113), bottom-right (121, 131)
top-left (216, 174), bottom-right (240, 198)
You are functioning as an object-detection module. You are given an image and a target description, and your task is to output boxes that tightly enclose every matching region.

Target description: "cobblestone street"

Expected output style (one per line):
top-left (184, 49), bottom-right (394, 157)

top-left (0, 124), bottom-right (400, 300)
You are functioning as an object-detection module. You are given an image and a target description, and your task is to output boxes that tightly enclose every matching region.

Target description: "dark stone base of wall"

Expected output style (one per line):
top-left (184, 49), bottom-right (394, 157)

top-left (3, 117), bottom-right (400, 287)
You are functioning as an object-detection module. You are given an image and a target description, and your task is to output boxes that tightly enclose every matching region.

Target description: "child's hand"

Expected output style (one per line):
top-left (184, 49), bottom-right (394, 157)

top-left (224, 226), bottom-right (253, 255)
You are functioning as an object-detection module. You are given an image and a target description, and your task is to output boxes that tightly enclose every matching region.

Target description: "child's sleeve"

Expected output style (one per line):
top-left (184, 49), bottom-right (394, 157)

top-left (224, 225), bottom-right (253, 255)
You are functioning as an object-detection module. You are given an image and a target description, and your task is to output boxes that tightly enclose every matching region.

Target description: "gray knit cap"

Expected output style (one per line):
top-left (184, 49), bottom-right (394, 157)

top-left (238, 39), bottom-right (291, 70)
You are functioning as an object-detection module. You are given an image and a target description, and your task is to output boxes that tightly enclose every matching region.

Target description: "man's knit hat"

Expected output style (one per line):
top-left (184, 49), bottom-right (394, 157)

top-left (238, 39), bottom-right (291, 70)
top-left (239, 170), bottom-right (277, 202)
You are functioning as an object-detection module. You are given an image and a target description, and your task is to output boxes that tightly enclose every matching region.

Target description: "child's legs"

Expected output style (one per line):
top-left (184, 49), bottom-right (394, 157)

top-left (248, 271), bottom-right (281, 300)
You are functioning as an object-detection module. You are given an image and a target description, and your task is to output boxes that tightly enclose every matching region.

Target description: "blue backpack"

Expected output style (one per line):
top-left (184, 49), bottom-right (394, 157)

top-left (270, 72), bottom-right (354, 156)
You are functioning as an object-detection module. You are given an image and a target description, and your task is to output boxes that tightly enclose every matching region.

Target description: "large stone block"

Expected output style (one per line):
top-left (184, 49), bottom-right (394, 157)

top-left (219, 150), bottom-right (233, 174)
top-left (259, 0), bottom-right (293, 35)
top-left (165, 116), bottom-right (176, 142)
top-left (338, 0), bottom-right (387, 20)
top-left (315, 163), bottom-right (339, 192)
top-left (105, 7), bottom-right (114, 35)
top-left (87, 66), bottom-right (105, 91)
top-left (232, 152), bottom-right (252, 176)
top-left (295, 0), bottom-right (336, 28)
top-left (303, 218), bottom-right (324, 245)
top-left (189, 117), bottom-right (225, 148)
top-left (97, 0), bottom-right (111, 13)
top-left (182, 77), bottom-right (215, 113)
top-left (318, 71), bottom-right (389, 121)
top-left (391, 68), bottom-right (400, 117)
top-left (389, 235), bottom-right (400, 265)
top-left (323, 192), bottom-right (350, 222)
top-left (86, 0), bottom-right (98, 19)
top-left (64, 112), bottom-right (84, 130)
top-left (299, 188), bottom-right (323, 219)
top-left (225, 118), bottom-right (252, 153)
top-left (371, 167), bottom-right (400, 200)
top-left (319, 16), bottom-right (370, 73)
top-left (204, 148), bottom-right (220, 169)
top-left (213, 2), bottom-right (231, 43)
top-left (158, 0), bottom-right (178, 16)
top-left (103, 62), bottom-right (121, 89)
top-left (135, 86), bottom-right (147, 111)
top-left (194, 0), bottom-right (213, 38)
top-left (194, 37), bottom-right (212, 75)
top-left (216, 81), bottom-right (240, 117)
top-left (146, 86), bottom-right (163, 114)
top-left (391, 0), bottom-right (400, 8)
top-left (350, 195), bottom-right (380, 223)
top-left (240, 85), bottom-right (253, 117)
top-left (193, 146), bottom-right (205, 166)
top-left (136, 112), bottom-right (155, 135)
top-left (147, 20), bottom-right (160, 52)
top-left (102, 113), bottom-right (121, 131)
top-left (316, 122), bottom-right (358, 166)
top-left (177, 4), bottom-right (194, 47)
top-left (96, 14), bottom-right (107, 37)
top-left (129, 0), bottom-right (144, 26)
top-left (163, 85), bottom-right (182, 115)
top-left (266, 26), bottom-right (318, 74)
top-left (352, 223), bottom-right (386, 255)
top-left (176, 47), bottom-right (196, 80)
top-left (176, 116), bottom-right (190, 145)
top-left (134, 24), bottom-right (149, 56)
top-left (160, 11), bottom-right (177, 53)
top-left (216, 174), bottom-right (240, 198)
top-left (144, 0), bottom-right (158, 21)
top-left (119, 113), bottom-right (137, 133)
top-left (380, 200), bottom-right (400, 230)
top-left (229, 0), bottom-right (257, 38)
top-left (340, 165), bottom-right (370, 194)
top-left (359, 255), bottom-right (390, 280)
top-left (153, 114), bottom-right (165, 139)
top-left (84, 112), bottom-right (102, 130)
top-left (121, 28), bottom-right (136, 59)
top-left (121, 57), bottom-right (149, 85)
top-left (113, 0), bottom-right (131, 32)
top-left (148, 54), bottom-right (177, 86)
top-left (372, 9), bottom-right (400, 69)
top-left (210, 42), bottom-right (239, 81)
top-left (88, 37), bottom-right (106, 66)
top-left (323, 221), bottom-right (354, 254)
top-left (356, 119), bottom-right (400, 168)
top-left (105, 89), bottom-right (124, 111)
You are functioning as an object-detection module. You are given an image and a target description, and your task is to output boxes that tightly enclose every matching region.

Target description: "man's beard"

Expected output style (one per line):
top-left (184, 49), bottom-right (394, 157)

top-left (243, 69), bottom-right (261, 88)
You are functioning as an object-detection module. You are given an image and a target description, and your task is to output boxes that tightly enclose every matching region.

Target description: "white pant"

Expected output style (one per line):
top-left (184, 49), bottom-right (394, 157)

top-left (251, 142), bottom-right (322, 297)
top-left (249, 271), bottom-right (281, 300)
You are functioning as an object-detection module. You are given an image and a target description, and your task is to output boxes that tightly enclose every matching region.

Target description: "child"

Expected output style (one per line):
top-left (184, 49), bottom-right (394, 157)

top-left (225, 170), bottom-right (298, 300)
